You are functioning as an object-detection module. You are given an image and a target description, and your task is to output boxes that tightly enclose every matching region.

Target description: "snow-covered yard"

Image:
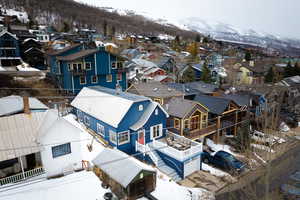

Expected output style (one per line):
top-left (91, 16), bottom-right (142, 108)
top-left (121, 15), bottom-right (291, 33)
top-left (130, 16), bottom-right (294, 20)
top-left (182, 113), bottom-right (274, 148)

top-left (251, 143), bottom-right (275, 153)
top-left (206, 139), bottom-right (237, 156)
top-left (202, 163), bottom-right (229, 177)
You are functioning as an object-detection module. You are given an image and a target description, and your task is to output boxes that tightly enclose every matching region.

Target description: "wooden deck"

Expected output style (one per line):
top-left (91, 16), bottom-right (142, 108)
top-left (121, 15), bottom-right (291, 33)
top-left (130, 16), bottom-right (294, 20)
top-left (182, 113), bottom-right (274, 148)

top-left (184, 124), bottom-right (217, 140)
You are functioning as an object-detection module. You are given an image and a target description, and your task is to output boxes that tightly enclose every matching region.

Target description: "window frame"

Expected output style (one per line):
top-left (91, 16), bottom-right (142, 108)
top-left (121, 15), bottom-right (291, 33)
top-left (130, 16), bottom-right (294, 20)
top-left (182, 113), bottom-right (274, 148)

top-left (111, 62), bottom-right (116, 69)
top-left (109, 130), bottom-right (117, 145)
top-left (84, 115), bottom-right (90, 126)
top-left (106, 74), bottom-right (112, 82)
top-left (97, 123), bottom-right (105, 137)
top-left (52, 143), bottom-right (71, 158)
top-left (68, 63), bottom-right (72, 71)
top-left (118, 131), bottom-right (130, 145)
top-left (151, 124), bottom-right (163, 139)
top-left (85, 62), bottom-right (92, 70)
top-left (174, 118), bottom-right (180, 130)
top-left (117, 62), bottom-right (123, 69)
top-left (79, 76), bottom-right (86, 85)
top-left (91, 75), bottom-right (98, 83)
top-left (139, 104), bottom-right (143, 111)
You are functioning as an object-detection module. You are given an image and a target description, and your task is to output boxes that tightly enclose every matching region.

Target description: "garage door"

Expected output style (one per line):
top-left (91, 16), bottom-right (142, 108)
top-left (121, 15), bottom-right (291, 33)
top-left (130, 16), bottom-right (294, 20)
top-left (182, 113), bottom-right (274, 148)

top-left (184, 156), bottom-right (200, 177)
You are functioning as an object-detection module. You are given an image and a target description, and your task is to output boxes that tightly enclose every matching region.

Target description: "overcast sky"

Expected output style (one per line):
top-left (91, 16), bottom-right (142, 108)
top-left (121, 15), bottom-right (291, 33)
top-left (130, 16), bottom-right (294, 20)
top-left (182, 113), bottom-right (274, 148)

top-left (78, 0), bottom-right (300, 39)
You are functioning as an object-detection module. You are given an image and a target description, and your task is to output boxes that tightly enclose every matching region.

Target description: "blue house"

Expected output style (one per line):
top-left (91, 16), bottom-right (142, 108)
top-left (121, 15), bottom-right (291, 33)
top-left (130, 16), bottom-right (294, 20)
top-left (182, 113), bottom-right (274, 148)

top-left (0, 30), bottom-right (21, 70)
top-left (71, 86), bottom-right (203, 181)
top-left (48, 44), bottom-right (127, 93)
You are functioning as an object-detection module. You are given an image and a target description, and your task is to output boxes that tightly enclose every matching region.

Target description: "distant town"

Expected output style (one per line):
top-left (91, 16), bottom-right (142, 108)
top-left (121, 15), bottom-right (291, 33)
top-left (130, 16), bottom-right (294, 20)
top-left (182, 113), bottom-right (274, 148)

top-left (0, 1), bottom-right (299, 200)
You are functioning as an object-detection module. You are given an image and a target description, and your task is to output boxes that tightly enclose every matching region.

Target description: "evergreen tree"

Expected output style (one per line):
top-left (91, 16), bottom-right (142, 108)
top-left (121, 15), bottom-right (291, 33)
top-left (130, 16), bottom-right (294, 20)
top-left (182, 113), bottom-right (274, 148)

top-left (245, 51), bottom-right (251, 61)
top-left (103, 20), bottom-right (108, 37)
top-left (111, 26), bottom-right (116, 37)
top-left (236, 121), bottom-right (251, 152)
top-left (200, 62), bottom-right (212, 83)
top-left (294, 62), bottom-right (300, 75)
top-left (284, 61), bottom-right (294, 77)
top-left (265, 67), bottom-right (275, 83)
top-left (195, 34), bottom-right (201, 42)
top-left (182, 66), bottom-right (196, 83)
top-left (61, 21), bottom-right (70, 33)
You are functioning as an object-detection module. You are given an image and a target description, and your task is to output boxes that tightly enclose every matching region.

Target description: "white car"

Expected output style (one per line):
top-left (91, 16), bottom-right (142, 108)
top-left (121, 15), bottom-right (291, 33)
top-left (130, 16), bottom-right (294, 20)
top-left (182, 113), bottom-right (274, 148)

top-left (250, 130), bottom-right (285, 146)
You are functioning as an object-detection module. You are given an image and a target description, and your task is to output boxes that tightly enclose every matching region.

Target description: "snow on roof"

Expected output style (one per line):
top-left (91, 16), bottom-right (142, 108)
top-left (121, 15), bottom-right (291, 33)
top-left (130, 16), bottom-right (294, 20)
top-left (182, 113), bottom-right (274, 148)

top-left (71, 87), bottom-right (149, 128)
top-left (16, 64), bottom-right (40, 72)
top-left (0, 171), bottom-right (106, 200)
top-left (94, 40), bottom-right (104, 47)
top-left (23, 38), bottom-right (39, 44)
top-left (93, 148), bottom-right (155, 188)
top-left (104, 42), bottom-right (118, 48)
top-left (152, 75), bottom-right (169, 82)
top-left (144, 67), bottom-right (164, 75)
top-left (0, 66), bottom-right (6, 71)
top-left (132, 59), bottom-right (158, 68)
top-left (0, 95), bottom-right (48, 117)
top-left (3, 9), bottom-right (29, 23)
top-left (131, 102), bottom-right (168, 131)
top-left (0, 30), bottom-right (18, 40)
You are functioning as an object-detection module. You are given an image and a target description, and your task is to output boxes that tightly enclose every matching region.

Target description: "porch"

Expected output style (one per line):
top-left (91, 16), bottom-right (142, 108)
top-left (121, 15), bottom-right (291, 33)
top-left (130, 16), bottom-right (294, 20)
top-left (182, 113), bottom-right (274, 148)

top-left (183, 124), bottom-right (217, 141)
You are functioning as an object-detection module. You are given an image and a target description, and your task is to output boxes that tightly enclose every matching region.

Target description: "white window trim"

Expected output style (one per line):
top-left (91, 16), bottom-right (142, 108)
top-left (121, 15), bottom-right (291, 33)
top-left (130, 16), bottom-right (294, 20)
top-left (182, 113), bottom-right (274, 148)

top-left (138, 104), bottom-right (143, 111)
top-left (111, 61), bottom-right (117, 69)
top-left (106, 74), bottom-right (112, 82)
top-left (109, 130), bottom-right (117, 145)
top-left (84, 115), bottom-right (90, 126)
top-left (97, 123), bottom-right (105, 137)
top-left (118, 131), bottom-right (130, 145)
top-left (150, 124), bottom-right (163, 140)
top-left (91, 75), bottom-right (98, 83)
top-left (79, 76), bottom-right (86, 85)
top-left (85, 62), bottom-right (92, 70)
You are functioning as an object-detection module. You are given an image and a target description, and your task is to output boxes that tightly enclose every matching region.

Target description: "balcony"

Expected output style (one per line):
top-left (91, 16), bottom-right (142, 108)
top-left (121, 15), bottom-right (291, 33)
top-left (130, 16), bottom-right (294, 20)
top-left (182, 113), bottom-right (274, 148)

top-left (151, 132), bottom-right (202, 162)
top-left (71, 69), bottom-right (86, 76)
top-left (184, 124), bottom-right (217, 140)
top-left (116, 68), bottom-right (128, 73)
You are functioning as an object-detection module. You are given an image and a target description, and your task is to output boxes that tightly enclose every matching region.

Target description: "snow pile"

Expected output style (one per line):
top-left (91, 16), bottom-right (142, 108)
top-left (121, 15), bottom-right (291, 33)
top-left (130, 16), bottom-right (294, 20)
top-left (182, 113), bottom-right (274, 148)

top-left (253, 152), bottom-right (267, 164)
top-left (0, 66), bottom-right (6, 71)
top-left (206, 139), bottom-right (236, 155)
top-left (279, 122), bottom-right (290, 132)
top-left (202, 163), bottom-right (229, 177)
top-left (16, 63), bottom-right (40, 72)
top-left (158, 34), bottom-right (175, 41)
top-left (3, 9), bottom-right (29, 23)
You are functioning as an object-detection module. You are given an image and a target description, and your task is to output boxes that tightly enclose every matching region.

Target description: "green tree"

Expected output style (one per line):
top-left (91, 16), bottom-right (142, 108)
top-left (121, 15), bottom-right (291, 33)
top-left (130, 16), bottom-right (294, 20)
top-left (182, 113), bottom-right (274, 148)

top-left (236, 121), bottom-right (251, 152)
top-left (265, 67), bottom-right (275, 83)
top-left (61, 21), bottom-right (70, 33)
top-left (245, 51), bottom-right (251, 61)
top-left (284, 61), bottom-right (294, 77)
top-left (182, 66), bottom-right (196, 83)
top-left (200, 62), bottom-right (212, 83)
top-left (103, 20), bottom-right (108, 37)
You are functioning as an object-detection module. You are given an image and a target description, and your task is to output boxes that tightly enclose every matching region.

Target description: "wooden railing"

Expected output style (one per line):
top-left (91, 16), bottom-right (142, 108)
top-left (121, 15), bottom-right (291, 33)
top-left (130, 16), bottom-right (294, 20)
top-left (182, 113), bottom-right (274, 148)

top-left (0, 167), bottom-right (44, 186)
top-left (185, 124), bottom-right (217, 140)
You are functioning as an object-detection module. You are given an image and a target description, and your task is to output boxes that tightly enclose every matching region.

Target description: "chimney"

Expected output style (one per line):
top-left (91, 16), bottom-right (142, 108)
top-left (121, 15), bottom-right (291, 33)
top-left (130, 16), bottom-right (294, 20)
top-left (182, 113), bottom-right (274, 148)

top-left (23, 96), bottom-right (30, 114)
top-left (249, 60), bottom-right (254, 67)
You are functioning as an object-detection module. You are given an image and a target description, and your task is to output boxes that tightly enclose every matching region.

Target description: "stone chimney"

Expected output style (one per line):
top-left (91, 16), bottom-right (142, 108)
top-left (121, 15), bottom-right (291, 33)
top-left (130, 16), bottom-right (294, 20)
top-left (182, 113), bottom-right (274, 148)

top-left (23, 96), bottom-right (30, 114)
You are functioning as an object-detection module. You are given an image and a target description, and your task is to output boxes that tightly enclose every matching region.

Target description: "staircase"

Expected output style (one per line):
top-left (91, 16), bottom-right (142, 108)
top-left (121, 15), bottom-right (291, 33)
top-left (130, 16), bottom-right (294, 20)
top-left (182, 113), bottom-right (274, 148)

top-left (147, 144), bottom-right (181, 182)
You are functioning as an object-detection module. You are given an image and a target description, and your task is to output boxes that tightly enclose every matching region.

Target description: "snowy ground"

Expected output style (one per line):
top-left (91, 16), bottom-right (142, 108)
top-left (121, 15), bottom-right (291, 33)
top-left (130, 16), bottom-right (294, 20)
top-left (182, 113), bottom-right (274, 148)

top-left (16, 65), bottom-right (40, 72)
top-left (206, 139), bottom-right (237, 156)
top-left (202, 163), bottom-right (229, 177)
top-left (251, 143), bottom-right (275, 153)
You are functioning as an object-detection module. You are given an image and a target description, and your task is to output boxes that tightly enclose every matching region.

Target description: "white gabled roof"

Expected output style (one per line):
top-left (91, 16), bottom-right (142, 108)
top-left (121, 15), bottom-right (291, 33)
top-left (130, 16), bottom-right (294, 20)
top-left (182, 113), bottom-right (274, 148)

top-left (0, 30), bottom-right (18, 40)
top-left (71, 87), bottom-right (149, 128)
top-left (93, 148), bottom-right (155, 188)
top-left (130, 102), bottom-right (169, 131)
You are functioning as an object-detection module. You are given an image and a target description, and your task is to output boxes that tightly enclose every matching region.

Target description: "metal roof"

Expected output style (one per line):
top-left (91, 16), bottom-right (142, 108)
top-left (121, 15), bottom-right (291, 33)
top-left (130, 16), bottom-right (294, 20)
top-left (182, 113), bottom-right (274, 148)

top-left (0, 111), bottom-right (49, 162)
top-left (92, 148), bottom-right (155, 188)
top-left (193, 95), bottom-right (232, 115)
top-left (0, 95), bottom-right (48, 117)
top-left (57, 49), bottom-right (99, 61)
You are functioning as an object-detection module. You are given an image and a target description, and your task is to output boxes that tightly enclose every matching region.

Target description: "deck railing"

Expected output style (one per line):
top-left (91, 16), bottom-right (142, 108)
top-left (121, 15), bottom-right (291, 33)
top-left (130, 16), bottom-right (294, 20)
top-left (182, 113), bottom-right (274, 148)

top-left (0, 167), bottom-right (44, 186)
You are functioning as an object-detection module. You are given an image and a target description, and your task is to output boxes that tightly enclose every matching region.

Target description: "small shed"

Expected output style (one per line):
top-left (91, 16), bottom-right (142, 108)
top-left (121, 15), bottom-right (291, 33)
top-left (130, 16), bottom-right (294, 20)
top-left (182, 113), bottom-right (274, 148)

top-left (92, 148), bottom-right (156, 200)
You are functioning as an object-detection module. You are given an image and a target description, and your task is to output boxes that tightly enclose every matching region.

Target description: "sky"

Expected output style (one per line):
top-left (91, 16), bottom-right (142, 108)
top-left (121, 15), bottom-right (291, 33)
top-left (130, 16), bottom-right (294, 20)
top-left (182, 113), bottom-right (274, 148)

top-left (77, 0), bottom-right (300, 39)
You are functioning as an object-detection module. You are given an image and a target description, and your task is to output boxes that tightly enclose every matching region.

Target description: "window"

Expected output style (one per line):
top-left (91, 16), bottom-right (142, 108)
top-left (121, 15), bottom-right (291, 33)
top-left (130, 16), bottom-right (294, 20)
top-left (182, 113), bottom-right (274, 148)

top-left (117, 73), bottom-right (122, 81)
top-left (68, 63), bottom-right (72, 71)
top-left (91, 75), bottom-right (98, 83)
top-left (78, 63), bottom-right (82, 70)
top-left (191, 115), bottom-right (200, 130)
top-left (73, 63), bottom-right (77, 70)
top-left (85, 62), bottom-right (92, 70)
top-left (80, 76), bottom-right (86, 85)
top-left (153, 98), bottom-right (162, 105)
top-left (111, 62), bottom-right (116, 69)
top-left (52, 143), bottom-right (71, 158)
top-left (97, 123), bottom-right (105, 137)
top-left (106, 74), bottom-right (112, 82)
top-left (184, 119), bottom-right (189, 130)
top-left (109, 130), bottom-right (117, 144)
top-left (174, 118), bottom-right (180, 129)
top-left (77, 110), bottom-right (82, 122)
top-left (139, 105), bottom-right (143, 111)
top-left (84, 115), bottom-right (90, 126)
top-left (151, 124), bottom-right (162, 139)
top-left (117, 62), bottom-right (123, 69)
top-left (118, 131), bottom-right (130, 145)
top-left (202, 115), bottom-right (207, 128)
top-left (155, 109), bottom-right (158, 115)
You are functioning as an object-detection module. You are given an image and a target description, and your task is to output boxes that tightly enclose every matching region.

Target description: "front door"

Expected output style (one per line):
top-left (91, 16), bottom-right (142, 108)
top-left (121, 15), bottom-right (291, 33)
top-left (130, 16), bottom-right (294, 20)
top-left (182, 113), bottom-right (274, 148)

top-left (138, 130), bottom-right (145, 145)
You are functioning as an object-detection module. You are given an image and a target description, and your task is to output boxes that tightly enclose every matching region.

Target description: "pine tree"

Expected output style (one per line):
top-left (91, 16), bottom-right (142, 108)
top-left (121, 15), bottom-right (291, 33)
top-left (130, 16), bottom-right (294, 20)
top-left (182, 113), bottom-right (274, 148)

top-left (200, 62), bottom-right (212, 83)
top-left (182, 66), bottom-right (196, 83)
top-left (195, 34), bottom-right (201, 42)
top-left (284, 61), bottom-right (294, 77)
top-left (265, 67), bottom-right (275, 83)
top-left (103, 20), bottom-right (108, 37)
top-left (245, 51), bottom-right (251, 61)
top-left (236, 121), bottom-right (251, 152)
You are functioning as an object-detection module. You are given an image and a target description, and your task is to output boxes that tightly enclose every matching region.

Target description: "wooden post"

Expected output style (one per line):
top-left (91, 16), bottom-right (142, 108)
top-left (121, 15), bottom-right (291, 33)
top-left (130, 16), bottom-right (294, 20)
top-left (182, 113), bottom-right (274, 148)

top-left (234, 110), bottom-right (238, 136)
top-left (216, 116), bottom-right (221, 143)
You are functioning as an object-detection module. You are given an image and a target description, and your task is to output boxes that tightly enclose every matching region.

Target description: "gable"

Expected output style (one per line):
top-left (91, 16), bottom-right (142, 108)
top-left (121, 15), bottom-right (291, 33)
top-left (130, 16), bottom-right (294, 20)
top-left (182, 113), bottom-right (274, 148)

top-left (184, 104), bottom-right (208, 119)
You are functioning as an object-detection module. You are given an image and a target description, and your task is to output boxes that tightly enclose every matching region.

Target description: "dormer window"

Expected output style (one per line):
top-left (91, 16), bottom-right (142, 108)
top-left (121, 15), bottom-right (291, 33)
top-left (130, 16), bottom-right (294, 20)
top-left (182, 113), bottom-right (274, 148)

top-left (139, 105), bottom-right (143, 111)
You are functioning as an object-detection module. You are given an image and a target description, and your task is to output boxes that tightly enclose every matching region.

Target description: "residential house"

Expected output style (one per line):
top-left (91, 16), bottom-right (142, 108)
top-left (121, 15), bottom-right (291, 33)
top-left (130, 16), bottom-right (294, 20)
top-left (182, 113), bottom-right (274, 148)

top-left (156, 56), bottom-right (177, 73)
top-left (126, 82), bottom-right (184, 105)
top-left (21, 38), bottom-right (46, 70)
top-left (184, 81), bottom-right (220, 96)
top-left (93, 148), bottom-right (156, 200)
top-left (121, 48), bottom-right (141, 60)
top-left (48, 45), bottom-right (127, 93)
top-left (238, 60), bottom-right (271, 85)
top-left (71, 86), bottom-right (202, 180)
top-left (29, 29), bottom-right (50, 43)
top-left (8, 24), bottom-right (35, 42)
top-left (166, 82), bottom-right (199, 100)
top-left (164, 97), bottom-right (217, 142)
top-left (0, 30), bottom-right (21, 70)
top-left (192, 95), bottom-right (241, 142)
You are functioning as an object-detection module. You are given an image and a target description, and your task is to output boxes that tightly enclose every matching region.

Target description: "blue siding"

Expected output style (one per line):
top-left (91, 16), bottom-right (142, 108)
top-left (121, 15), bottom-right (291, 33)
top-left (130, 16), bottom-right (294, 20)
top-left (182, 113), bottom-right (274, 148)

top-left (0, 32), bottom-right (20, 58)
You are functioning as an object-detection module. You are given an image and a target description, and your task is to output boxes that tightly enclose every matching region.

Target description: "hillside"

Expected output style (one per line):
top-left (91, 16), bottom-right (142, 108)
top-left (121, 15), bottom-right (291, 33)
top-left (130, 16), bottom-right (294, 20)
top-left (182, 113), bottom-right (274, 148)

top-left (0, 0), bottom-right (197, 39)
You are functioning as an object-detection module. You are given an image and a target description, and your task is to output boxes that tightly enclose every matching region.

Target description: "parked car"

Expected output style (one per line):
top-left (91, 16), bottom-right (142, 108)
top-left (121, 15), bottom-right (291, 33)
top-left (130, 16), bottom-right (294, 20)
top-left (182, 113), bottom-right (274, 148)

top-left (280, 171), bottom-right (300, 199)
top-left (201, 150), bottom-right (246, 174)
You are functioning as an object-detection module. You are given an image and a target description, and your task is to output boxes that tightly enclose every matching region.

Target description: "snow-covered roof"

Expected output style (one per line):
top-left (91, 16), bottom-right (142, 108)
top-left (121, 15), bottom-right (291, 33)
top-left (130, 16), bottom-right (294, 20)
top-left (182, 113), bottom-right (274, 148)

top-left (0, 171), bottom-right (105, 200)
top-left (93, 148), bottom-right (155, 188)
top-left (152, 75), bottom-right (169, 82)
top-left (131, 102), bottom-right (169, 131)
top-left (0, 95), bottom-right (48, 117)
top-left (104, 42), bottom-right (118, 48)
top-left (71, 87), bottom-right (149, 128)
top-left (22, 38), bottom-right (39, 44)
top-left (0, 30), bottom-right (18, 40)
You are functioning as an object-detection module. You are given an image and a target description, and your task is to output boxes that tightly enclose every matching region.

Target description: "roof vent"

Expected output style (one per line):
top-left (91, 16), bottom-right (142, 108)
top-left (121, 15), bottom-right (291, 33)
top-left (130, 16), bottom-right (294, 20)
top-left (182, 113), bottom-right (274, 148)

top-left (168, 88), bottom-right (172, 92)
top-left (202, 85), bottom-right (207, 88)
top-left (153, 88), bottom-right (158, 92)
